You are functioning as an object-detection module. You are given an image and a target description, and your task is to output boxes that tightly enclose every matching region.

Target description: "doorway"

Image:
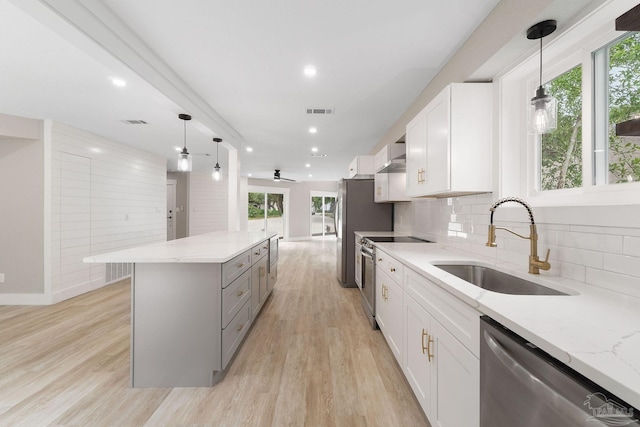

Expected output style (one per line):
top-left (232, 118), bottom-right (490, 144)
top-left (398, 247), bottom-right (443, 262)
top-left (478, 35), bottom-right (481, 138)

top-left (311, 192), bottom-right (337, 237)
top-left (166, 179), bottom-right (177, 241)
top-left (247, 186), bottom-right (288, 239)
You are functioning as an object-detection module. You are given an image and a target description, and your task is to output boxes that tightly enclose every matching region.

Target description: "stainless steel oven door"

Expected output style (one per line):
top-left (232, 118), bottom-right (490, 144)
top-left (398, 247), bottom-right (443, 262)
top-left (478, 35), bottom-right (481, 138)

top-left (360, 249), bottom-right (376, 328)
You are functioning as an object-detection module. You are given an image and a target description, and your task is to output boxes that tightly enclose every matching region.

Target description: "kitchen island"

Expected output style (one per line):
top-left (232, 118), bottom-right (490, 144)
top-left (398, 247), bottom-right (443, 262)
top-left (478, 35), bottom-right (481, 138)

top-left (84, 231), bottom-right (278, 387)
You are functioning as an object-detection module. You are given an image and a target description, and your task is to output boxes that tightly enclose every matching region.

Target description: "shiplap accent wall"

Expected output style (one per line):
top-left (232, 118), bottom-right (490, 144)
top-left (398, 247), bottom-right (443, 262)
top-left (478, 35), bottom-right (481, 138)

top-left (188, 172), bottom-right (228, 236)
top-left (50, 122), bottom-right (166, 302)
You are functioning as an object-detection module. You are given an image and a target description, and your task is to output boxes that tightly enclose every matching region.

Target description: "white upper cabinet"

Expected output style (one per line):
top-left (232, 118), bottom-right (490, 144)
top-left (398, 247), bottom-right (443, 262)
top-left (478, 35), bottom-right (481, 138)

top-left (405, 83), bottom-right (492, 197)
top-left (347, 155), bottom-right (375, 179)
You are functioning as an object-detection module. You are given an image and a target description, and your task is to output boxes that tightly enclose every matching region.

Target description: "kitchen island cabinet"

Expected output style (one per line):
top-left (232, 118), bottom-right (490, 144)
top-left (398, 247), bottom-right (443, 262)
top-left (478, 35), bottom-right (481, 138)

top-left (84, 231), bottom-right (277, 388)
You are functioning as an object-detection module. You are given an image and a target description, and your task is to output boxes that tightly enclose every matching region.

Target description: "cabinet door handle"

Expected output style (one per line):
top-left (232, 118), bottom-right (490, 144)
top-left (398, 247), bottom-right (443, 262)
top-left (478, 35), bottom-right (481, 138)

top-left (427, 334), bottom-right (435, 362)
top-left (378, 257), bottom-right (382, 262)
top-left (421, 329), bottom-right (428, 354)
top-left (236, 290), bottom-right (245, 297)
top-left (254, 251), bottom-right (260, 256)
top-left (237, 262), bottom-right (245, 268)
top-left (236, 323), bottom-right (245, 332)
top-left (390, 267), bottom-right (396, 273)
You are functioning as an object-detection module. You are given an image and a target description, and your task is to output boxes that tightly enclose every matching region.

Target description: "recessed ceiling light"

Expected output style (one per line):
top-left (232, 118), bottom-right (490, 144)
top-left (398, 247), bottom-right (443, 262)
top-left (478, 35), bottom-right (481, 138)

top-left (308, 174), bottom-right (313, 178)
top-left (246, 147), bottom-right (253, 152)
top-left (111, 77), bottom-right (126, 87)
top-left (304, 65), bottom-right (317, 77)
top-left (309, 127), bottom-right (317, 134)
top-left (305, 163), bottom-right (311, 168)
top-left (311, 147), bottom-right (318, 152)
top-left (248, 173), bottom-right (252, 177)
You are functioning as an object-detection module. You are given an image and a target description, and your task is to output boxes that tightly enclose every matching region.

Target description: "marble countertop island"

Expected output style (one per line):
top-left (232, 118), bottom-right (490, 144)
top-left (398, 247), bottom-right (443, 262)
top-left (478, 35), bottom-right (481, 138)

top-left (84, 230), bottom-right (276, 264)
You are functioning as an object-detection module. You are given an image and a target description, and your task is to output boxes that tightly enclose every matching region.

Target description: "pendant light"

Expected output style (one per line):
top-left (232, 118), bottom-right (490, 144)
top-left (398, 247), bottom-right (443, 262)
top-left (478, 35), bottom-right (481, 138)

top-left (177, 113), bottom-right (192, 172)
top-left (212, 137), bottom-right (222, 181)
top-left (527, 20), bottom-right (557, 134)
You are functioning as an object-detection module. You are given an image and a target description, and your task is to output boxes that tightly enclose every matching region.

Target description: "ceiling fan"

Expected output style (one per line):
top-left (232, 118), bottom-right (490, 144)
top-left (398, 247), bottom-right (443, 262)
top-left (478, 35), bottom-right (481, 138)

top-left (273, 169), bottom-right (296, 182)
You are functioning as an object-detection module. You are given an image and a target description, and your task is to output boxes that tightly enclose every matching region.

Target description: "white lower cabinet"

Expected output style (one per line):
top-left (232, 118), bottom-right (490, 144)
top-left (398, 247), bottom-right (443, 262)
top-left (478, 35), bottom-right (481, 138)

top-left (385, 264), bottom-right (479, 427)
top-left (376, 265), bottom-right (403, 362)
top-left (430, 320), bottom-right (479, 427)
top-left (404, 294), bottom-right (434, 416)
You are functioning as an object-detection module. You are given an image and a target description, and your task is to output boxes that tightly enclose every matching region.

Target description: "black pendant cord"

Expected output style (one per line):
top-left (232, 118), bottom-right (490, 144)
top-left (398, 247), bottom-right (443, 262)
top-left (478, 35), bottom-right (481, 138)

top-left (216, 140), bottom-right (219, 163)
top-left (183, 120), bottom-right (187, 150)
top-left (539, 37), bottom-right (544, 89)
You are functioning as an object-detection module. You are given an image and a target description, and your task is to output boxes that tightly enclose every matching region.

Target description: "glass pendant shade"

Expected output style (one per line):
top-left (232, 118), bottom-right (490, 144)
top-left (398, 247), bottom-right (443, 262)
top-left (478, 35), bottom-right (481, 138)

top-left (177, 113), bottom-right (192, 172)
top-left (526, 20), bottom-right (557, 135)
top-left (178, 148), bottom-right (192, 172)
top-left (212, 137), bottom-right (222, 181)
top-left (529, 86), bottom-right (557, 134)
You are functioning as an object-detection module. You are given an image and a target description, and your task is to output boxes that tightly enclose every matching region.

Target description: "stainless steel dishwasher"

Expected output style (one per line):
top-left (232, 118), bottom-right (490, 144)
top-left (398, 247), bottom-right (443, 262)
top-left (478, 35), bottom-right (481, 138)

top-left (481, 316), bottom-right (640, 427)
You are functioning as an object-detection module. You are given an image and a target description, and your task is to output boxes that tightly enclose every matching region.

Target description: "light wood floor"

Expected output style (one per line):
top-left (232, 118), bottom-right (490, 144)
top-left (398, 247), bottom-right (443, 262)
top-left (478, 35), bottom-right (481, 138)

top-left (0, 239), bottom-right (429, 426)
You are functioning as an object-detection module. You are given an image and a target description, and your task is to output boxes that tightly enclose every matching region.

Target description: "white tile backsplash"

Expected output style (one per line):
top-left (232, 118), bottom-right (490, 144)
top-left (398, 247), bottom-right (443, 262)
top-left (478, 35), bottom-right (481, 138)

top-left (394, 193), bottom-right (640, 297)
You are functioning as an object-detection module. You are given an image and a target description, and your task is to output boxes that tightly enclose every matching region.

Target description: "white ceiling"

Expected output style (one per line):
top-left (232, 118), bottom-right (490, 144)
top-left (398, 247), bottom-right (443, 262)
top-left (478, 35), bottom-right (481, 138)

top-left (0, 0), bottom-right (500, 181)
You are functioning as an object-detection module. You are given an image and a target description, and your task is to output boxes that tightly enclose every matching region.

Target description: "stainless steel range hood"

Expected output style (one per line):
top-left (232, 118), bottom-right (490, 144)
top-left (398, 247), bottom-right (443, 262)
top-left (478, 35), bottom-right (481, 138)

top-left (376, 142), bottom-right (406, 173)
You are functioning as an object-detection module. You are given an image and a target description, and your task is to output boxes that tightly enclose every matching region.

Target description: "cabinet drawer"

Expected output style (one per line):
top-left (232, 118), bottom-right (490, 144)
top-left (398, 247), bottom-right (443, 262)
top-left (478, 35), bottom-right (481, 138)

top-left (376, 249), bottom-right (403, 285)
top-left (222, 299), bottom-right (251, 368)
top-left (251, 241), bottom-right (269, 264)
top-left (405, 267), bottom-right (480, 357)
top-left (222, 249), bottom-right (251, 288)
top-left (221, 269), bottom-right (251, 328)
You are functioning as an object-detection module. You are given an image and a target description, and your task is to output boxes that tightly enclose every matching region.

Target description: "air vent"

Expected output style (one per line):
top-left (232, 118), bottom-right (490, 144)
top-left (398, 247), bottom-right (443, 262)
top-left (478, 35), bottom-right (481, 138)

top-left (306, 108), bottom-right (334, 115)
top-left (121, 120), bottom-right (148, 125)
top-left (311, 153), bottom-right (327, 158)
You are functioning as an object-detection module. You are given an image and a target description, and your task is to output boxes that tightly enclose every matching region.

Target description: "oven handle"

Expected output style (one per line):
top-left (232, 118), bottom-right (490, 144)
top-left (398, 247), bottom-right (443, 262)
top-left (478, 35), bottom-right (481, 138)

top-left (483, 330), bottom-right (591, 423)
top-left (361, 248), bottom-right (374, 261)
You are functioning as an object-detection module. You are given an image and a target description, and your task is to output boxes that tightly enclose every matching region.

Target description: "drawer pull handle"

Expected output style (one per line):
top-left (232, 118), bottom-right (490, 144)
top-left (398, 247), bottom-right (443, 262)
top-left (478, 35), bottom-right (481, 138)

top-left (390, 267), bottom-right (396, 273)
top-left (427, 334), bottom-right (434, 362)
top-left (421, 329), bottom-right (428, 354)
top-left (254, 251), bottom-right (260, 255)
top-left (236, 290), bottom-right (244, 297)
top-left (378, 257), bottom-right (382, 262)
top-left (236, 323), bottom-right (245, 332)
top-left (237, 262), bottom-right (245, 268)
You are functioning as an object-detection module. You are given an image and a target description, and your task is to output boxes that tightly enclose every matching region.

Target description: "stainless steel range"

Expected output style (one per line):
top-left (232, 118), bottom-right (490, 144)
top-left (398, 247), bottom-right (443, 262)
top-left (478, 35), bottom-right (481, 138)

top-left (359, 236), bottom-right (433, 328)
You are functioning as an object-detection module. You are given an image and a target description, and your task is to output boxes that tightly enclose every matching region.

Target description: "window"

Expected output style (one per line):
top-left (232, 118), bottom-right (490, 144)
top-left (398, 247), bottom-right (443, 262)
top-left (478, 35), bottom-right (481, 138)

top-left (594, 32), bottom-right (640, 185)
top-left (539, 65), bottom-right (583, 191)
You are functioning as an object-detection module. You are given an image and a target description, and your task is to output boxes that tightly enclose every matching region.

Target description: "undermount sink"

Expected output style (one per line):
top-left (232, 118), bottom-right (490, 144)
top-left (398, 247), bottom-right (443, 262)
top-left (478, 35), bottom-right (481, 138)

top-left (433, 264), bottom-right (569, 296)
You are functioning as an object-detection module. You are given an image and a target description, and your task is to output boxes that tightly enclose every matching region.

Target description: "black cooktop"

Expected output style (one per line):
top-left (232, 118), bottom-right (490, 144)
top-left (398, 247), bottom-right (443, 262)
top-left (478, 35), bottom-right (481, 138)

top-left (365, 236), bottom-right (432, 243)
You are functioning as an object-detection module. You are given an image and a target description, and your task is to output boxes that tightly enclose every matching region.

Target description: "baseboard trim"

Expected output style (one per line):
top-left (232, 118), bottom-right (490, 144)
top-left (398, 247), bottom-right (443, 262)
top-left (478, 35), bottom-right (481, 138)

top-left (0, 293), bottom-right (52, 305)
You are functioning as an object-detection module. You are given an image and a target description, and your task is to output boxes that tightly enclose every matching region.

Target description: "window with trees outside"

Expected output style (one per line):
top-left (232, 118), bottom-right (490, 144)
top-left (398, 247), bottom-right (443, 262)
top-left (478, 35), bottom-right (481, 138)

top-left (538, 31), bottom-right (640, 192)
top-left (594, 31), bottom-right (640, 185)
top-left (540, 65), bottom-right (583, 190)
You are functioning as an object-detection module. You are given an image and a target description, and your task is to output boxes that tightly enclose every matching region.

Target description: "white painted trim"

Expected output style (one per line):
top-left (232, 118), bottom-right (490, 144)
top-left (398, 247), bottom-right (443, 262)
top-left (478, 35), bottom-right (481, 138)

top-left (43, 119), bottom-right (52, 298)
top-left (227, 149), bottom-right (239, 231)
top-left (0, 293), bottom-right (51, 305)
top-left (51, 277), bottom-right (107, 304)
top-left (287, 236), bottom-right (313, 242)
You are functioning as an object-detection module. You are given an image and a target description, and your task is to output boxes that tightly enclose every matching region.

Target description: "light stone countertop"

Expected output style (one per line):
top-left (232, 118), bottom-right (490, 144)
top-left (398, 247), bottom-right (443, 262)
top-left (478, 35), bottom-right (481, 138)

top-left (83, 231), bottom-right (277, 264)
top-left (374, 242), bottom-right (640, 410)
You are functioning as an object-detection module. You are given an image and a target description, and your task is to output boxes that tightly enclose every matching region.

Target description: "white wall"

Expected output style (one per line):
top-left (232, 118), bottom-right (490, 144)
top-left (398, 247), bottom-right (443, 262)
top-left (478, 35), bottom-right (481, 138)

top-left (247, 179), bottom-right (337, 240)
top-left (49, 122), bottom-right (166, 303)
top-left (188, 172), bottom-right (229, 236)
top-left (0, 129), bottom-right (44, 297)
